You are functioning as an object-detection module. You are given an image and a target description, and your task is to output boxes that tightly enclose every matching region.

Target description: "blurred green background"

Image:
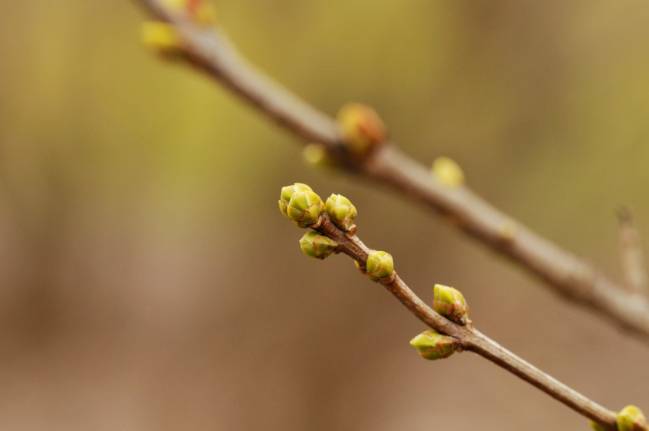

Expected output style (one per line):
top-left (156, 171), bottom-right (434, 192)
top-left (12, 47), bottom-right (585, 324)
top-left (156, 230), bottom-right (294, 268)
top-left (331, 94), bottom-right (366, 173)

top-left (1, 1), bottom-right (649, 430)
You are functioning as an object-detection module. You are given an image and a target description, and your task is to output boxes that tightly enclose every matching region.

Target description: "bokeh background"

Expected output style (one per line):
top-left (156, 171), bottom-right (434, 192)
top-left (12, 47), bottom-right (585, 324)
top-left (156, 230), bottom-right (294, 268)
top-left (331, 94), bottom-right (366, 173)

top-left (1, 1), bottom-right (649, 430)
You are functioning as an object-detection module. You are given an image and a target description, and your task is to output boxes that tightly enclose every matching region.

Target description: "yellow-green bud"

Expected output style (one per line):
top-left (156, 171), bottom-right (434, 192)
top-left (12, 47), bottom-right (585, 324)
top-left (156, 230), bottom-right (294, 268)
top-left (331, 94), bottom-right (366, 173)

top-left (409, 330), bottom-right (459, 360)
top-left (589, 422), bottom-right (606, 431)
top-left (366, 250), bottom-right (394, 281)
top-left (325, 194), bottom-right (357, 232)
top-left (433, 283), bottom-right (469, 325)
top-left (299, 231), bottom-right (338, 259)
top-left (286, 189), bottom-right (324, 228)
top-left (279, 183), bottom-right (313, 216)
top-left (163, 0), bottom-right (217, 26)
top-left (337, 103), bottom-right (387, 155)
top-left (617, 405), bottom-right (647, 431)
top-left (303, 144), bottom-right (334, 168)
top-left (432, 156), bottom-right (465, 188)
top-left (141, 21), bottom-right (183, 54)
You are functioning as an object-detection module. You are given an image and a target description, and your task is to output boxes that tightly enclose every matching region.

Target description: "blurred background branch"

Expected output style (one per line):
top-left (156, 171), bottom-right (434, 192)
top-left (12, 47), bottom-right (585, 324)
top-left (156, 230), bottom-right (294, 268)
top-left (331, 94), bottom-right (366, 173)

top-left (135, 0), bottom-right (649, 342)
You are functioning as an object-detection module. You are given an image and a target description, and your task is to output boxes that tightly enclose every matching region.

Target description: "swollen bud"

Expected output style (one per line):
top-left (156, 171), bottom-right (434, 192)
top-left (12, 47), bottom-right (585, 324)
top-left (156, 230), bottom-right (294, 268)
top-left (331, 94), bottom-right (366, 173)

top-left (286, 189), bottom-right (324, 228)
top-left (433, 283), bottom-right (469, 325)
top-left (366, 250), bottom-right (394, 281)
top-left (279, 183), bottom-right (313, 216)
top-left (617, 405), bottom-right (647, 431)
top-left (163, 0), bottom-right (217, 26)
top-left (303, 144), bottom-right (334, 168)
top-left (337, 103), bottom-right (387, 155)
top-left (432, 156), bottom-right (465, 188)
top-left (299, 231), bottom-right (338, 259)
top-left (325, 194), bottom-right (357, 232)
top-left (409, 330), bottom-right (460, 360)
top-left (141, 21), bottom-right (183, 55)
top-left (589, 422), bottom-right (606, 431)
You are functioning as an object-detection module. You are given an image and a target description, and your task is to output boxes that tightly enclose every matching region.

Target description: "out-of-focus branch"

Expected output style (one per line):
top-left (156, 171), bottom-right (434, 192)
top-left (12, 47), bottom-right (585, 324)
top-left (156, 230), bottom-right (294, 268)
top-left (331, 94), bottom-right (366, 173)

top-left (618, 207), bottom-right (648, 296)
top-left (133, 0), bottom-right (649, 342)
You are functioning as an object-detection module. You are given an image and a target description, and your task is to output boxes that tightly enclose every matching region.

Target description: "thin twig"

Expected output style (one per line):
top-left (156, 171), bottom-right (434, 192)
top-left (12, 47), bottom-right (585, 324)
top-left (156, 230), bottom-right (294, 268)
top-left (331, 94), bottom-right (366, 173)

top-left (618, 207), bottom-right (648, 296)
top-left (316, 214), bottom-right (624, 430)
top-left (133, 0), bottom-right (649, 341)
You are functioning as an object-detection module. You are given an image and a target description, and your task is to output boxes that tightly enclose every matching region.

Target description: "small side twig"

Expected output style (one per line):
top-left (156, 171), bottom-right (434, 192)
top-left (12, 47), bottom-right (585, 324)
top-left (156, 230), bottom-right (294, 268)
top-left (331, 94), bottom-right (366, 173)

top-left (618, 207), bottom-right (648, 296)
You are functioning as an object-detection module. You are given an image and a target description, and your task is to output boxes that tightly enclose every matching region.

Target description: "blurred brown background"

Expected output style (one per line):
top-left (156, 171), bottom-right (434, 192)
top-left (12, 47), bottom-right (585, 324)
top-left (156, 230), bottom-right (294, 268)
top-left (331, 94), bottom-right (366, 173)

top-left (1, 1), bottom-right (649, 430)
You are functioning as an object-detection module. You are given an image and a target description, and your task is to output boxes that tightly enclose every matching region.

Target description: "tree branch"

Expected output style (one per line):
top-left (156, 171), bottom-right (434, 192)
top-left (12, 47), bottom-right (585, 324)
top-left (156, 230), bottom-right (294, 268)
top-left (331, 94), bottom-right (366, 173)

top-left (315, 213), bottom-right (624, 430)
top-left (133, 0), bottom-right (649, 341)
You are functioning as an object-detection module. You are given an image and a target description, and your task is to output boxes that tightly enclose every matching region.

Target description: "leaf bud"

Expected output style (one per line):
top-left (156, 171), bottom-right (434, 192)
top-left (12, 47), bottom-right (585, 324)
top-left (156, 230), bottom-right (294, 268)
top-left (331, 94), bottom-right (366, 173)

top-left (337, 103), bottom-right (386, 155)
top-left (433, 283), bottom-right (469, 325)
top-left (325, 194), bottom-right (357, 232)
top-left (286, 189), bottom-right (324, 228)
top-left (279, 183), bottom-right (313, 216)
top-left (141, 21), bottom-right (183, 55)
top-left (409, 329), bottom-right (460, 360)
top-left (299, 231), bottom-right (338, 259)
top-left (366, 250), bottom-right (394, 281)
top-left (432, 156), bottom-right (465, 188)
top-left (617, 405), bottom-right (647, 431)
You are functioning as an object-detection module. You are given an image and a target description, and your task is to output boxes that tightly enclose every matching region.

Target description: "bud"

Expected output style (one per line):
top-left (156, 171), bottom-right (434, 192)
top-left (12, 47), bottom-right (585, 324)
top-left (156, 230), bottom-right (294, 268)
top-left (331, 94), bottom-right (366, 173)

top-left (409, 330), bottom-right (460, 360)
top-left (589, 422), bottom-right (606, 431)
top-left (141, 21), bottom-right (183, 54)
top-left (325, 194), bottom-right (358, 232)
top-left (163, 0), bottom-right (217, 26)
top-left (354, 259), bottom-right (365, 274)
top-left (433, 283), bottom-right (469, 325)
top-left (432, 156), bottom-right (465, 188)
top-left (337, 103), bottom-right (386, 155)
top-left (617, 405), bottom-right (647, 431)
top-left (366, 250), bottom-right (394, 281)
top-left (279, 183), bottom-right (313, 216)
top-left (286, 189), bottom-right (324, 228)
top-left (303, 144), bottom-right (333, 168)
top-left (299, 231), bottom-right (338, 259)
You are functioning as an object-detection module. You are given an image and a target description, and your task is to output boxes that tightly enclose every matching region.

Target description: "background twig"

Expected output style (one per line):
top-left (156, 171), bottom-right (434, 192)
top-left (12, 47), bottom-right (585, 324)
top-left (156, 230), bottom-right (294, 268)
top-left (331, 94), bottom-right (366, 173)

top-left (134, 0), bottom-right (649, 342)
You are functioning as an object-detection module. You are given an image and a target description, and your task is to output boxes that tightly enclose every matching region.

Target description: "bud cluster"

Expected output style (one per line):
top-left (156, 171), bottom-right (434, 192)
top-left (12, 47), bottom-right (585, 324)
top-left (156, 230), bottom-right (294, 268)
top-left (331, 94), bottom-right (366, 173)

top-left (279, 183), bottom-right (324, 228)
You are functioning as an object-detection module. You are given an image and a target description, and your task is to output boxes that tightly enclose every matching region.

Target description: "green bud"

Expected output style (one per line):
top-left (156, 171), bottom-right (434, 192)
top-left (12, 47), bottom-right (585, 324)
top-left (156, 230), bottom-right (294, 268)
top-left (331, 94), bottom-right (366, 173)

top-left (617, 405), bottom-right (647, 431)
top-left (303, 144), bottom-right (334, 168)
top-left (589, 421), bottom-right (606, 431)
top-left (279, 183), bottom-right (313, 216)
top-left (286, 189), bottom-right (324, 227)
top-left (299, 231), bottom-right (338, 259)
top-left (366, 250), bottom-right (394, 280)
top-left (431, 156), bottom-right (465, 187)
top-left (325, 194), bottom-right (358, 232)
top-left (433, 283), bottom-right (469, 325)
top-left (409, 330), bottom-right (459, 360)
top-left (337, 103), bottom-right (387, 155)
